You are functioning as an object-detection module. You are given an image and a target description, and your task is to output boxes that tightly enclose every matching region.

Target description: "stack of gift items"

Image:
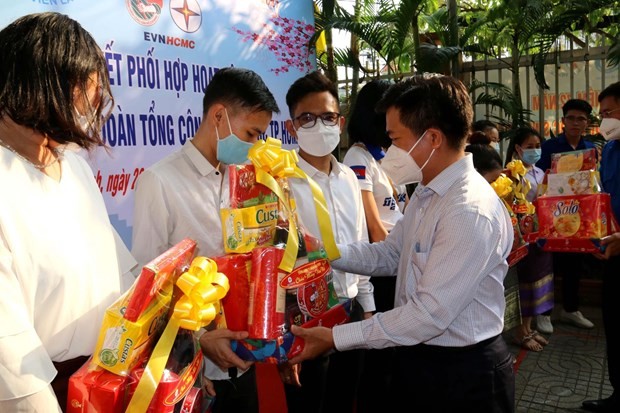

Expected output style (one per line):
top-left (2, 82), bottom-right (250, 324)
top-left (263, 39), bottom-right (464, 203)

top-left (491, 159), bottom-right (532, 267)
top-left (535, 148), bottom-right (618, 252)
top-left (68, 238), bottom-right (229, 413)
top-left (216, 137), bottom-right (351, 364)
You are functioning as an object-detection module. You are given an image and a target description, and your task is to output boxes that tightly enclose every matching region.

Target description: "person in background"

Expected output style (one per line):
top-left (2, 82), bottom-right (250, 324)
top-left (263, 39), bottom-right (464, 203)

top-left (473, 119), bottom-right (501, 151)
top-left (0, 12), bottom-right (136, 412)
top-left (289, 74), bottom-right (515, 412)
top-left (131, 67), bottom-right (280, 413)
top-left (342, 79), bottom-right (407, 412)
top-left (504, 126), bottom-right (554, 350)
top-left (465, 141), bottom-right (504, 183)
top-left (580, 82), bottom-right (620, 413)
top-left (535, 98), bottom-right (596, 330)
top-left (281, 71), bottom-right (373, 413)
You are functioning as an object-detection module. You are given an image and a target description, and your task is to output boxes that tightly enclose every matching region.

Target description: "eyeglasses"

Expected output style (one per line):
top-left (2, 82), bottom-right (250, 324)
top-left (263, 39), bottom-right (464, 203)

top-left (564, 115), bottom-right (589, 123)
top-left (596, 107), bottom-right (620, 121)
top-left (294, 112), bottom-right (341, 129)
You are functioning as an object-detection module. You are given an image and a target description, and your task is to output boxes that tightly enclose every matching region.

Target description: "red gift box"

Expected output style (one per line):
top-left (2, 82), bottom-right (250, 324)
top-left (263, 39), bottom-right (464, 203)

top-left (125, 238), bottom-right (197, 322)
top-left (67, 357), bottom-right (130, 413)
top-left (536, 193), bottom-right (618, 253)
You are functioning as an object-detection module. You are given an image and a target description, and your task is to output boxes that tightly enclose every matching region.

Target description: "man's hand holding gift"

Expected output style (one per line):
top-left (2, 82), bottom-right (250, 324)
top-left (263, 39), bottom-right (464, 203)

top-left (199, 328), bottom-right (253, 372)
top-left (287, 325), bottom-right (336, 365)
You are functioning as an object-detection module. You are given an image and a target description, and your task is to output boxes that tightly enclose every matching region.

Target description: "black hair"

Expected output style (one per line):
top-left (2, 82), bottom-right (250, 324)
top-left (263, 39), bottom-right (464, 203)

top-left (285, 71), bottom-right (339, 117)
top-left (376, 75), bottom-right (473, 150)
top-left (599, 81), bottom-right (620, 102)
top-left (505, 126), bottom-right (542, 165)
top-left (202, 67), bottom-right (279, 115)
top-left (473, 119), bottom-right (497, 133)
top-left (466, 143), bottom-right (503, 175)
top-left (468, 131), bottom-right (492, 145)
top-left (347, 80), bottom-right (392, 148)
top-left (0, 12), bottom-right (113, 150)
top-left (562, 98), bottom-right (592, 116)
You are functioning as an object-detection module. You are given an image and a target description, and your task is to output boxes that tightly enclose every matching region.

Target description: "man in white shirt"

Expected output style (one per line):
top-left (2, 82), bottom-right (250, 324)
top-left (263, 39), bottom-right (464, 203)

top-left (131, 67), bottom-right (279, 413)
top-left (289, 75), bottom-right (516, 412)
top-left (279, 71), bottom-right (374, 413)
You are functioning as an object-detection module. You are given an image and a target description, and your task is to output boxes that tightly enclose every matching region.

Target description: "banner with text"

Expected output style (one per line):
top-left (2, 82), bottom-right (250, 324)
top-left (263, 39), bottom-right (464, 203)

top-left (1, 0), bottom-right (315, 248)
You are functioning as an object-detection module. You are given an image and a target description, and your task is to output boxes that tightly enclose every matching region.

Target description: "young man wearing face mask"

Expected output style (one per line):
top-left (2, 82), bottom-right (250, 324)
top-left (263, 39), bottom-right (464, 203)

top-left (287, 75), bottom-right (516, 413)
top-left (535, 99), bottom-right (598, 331)
top-left (131, 67), bottom-right (279, 413)
top-left (580, 82), bottom-right (620, 413)
top-left (280, 71), bottom-right (373, 413)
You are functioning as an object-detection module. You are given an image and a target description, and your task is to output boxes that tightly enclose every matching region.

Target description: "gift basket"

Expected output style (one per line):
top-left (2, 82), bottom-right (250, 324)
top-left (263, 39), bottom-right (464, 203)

top-left (216, 137), bottom-right (351, 364)
top-left (490, 160), bottom-right (533, 267)
top-left (68, 238), bottom-right (229, 413)
top-left (535, 148), bottom-right (618, 253)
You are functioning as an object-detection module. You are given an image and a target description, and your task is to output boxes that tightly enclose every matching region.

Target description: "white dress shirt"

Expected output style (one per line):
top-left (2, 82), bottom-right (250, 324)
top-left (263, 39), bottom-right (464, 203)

top-left (132, 141), bottom-right (226, 266)
top-left (0, 148), bottom-right (136, 403)
top-left (343, 145), bottom-right (404, 231)
top-left (331, 154), bottom-right (513, 350)
top-left (289, 154), bottom-right (375, 312)
top-left (524, 165), bottom-right (544, 202)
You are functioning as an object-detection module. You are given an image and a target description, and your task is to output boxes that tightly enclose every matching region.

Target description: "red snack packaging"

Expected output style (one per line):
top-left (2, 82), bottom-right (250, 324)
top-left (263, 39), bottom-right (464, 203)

top-left (286, 299), bottom-right (352, 360)
top-left (248, 247), bottom-right (286, 339)
top-left (124, 238), bottom-right (197, 322)
top-left (67, 358), bottom-right (130, 413)
top-left (550, 148), bottom-right (598, 174)
top-left (179, 387), bottom-right (203, 413)
top-left (128, 369), bottom-right (179, 413)
top-left (536, 193), bottom-right (618, 253)
top-left (213, 253), bottom-right (252, 331)
top-left (228, 164), bottom-right (277, 208)
top-left (125, 329), bottom-right (204, 412)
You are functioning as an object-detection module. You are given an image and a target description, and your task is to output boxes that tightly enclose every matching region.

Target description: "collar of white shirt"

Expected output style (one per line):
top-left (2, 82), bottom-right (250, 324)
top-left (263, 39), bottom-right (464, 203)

top-left (416, 154), bottom-right (476, 198)
top-left (183, 140), bottom-right (219, 177)
top-left (296, 151), bottom-right (343, 177)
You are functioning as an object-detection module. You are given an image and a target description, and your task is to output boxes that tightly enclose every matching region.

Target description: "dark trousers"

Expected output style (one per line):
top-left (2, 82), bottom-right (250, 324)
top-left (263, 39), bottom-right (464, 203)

top-left (284, 301), bottom-right (364, 413)
top-left (390, 335), bottom-right (515, 413)
top-left (553, 252), bottom-right (588, 312)
top-left (357, 277), bottom-right (396, 413)
top-left (211, 364), bottom-right (259, 413)
top-left (603, 256), bottom-right (620, 400)
top-left (51, 355), bottom-right (89, 413)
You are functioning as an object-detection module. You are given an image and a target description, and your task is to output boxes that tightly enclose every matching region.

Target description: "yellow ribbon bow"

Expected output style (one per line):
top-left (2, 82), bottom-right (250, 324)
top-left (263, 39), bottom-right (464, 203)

top-left (248, 137), bottom-right (340, 272)
top-left (506, 160), bottom-right (535, 214)
top-left (491, 174), bottom-right (514, 199)
top-left (126, 257), bottom-right (229, 413)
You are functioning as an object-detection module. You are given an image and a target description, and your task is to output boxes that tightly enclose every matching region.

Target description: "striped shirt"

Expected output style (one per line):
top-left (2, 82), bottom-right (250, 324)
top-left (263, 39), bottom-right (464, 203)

top-left (332, 154), bottom-right (513, 350)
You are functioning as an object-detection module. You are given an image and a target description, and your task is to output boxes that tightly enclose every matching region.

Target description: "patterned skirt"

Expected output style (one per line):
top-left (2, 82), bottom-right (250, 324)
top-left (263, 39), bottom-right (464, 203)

top-left (516, 243), bottom-right (554, 318)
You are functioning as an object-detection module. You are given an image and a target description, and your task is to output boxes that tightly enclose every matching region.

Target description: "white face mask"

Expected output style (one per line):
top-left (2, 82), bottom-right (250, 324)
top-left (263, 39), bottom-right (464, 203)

top-left (491, 141), bottom-right (500, 153)
top-left (295, 122), bottom-right (341, 157)
top-left (382, 130), bottom-right (435, 185)
top-left (75, 107), bottom-right (92, 134)
top-left (599, 117), bottom-right (620, 141)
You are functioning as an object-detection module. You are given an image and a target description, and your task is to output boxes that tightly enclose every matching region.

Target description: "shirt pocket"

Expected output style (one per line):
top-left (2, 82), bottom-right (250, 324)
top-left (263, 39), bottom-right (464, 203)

top-left (407, 250), bottom-right (430, 293)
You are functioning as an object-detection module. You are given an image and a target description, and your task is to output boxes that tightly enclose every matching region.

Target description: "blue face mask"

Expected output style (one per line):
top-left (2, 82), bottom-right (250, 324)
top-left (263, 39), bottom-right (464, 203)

top-left (216, 108), bottom-right (253, 165)
top-left (521, 148), bottom-right (541, 166)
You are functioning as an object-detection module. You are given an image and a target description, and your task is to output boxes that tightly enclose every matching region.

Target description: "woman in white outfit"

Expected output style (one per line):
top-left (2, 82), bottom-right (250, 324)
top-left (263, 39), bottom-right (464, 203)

top-left (0, 12), bottom-right (136, 412)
